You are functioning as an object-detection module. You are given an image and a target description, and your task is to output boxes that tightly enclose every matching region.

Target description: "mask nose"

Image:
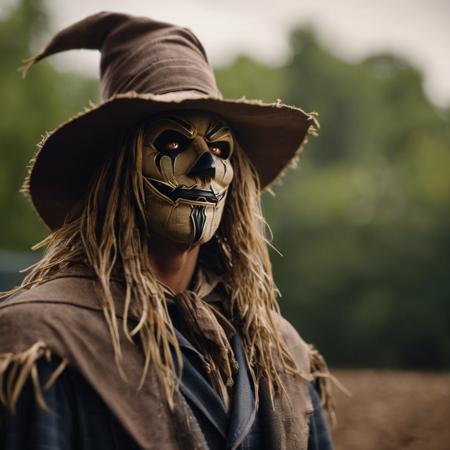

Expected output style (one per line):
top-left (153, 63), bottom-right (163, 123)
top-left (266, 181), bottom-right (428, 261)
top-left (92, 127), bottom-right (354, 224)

top-left (188, 152), bottom-right (216, 179)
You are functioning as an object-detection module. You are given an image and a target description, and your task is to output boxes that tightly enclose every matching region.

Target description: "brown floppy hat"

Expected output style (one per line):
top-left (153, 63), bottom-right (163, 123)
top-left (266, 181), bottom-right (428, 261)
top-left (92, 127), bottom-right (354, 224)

top-left (22, 11), bottom-right (318, 230)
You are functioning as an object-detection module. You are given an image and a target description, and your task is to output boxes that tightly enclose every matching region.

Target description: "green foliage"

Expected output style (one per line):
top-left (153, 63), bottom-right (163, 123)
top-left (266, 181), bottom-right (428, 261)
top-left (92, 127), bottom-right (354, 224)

top-left (1, 1), bottom-right (449, 369)
top-left (0, 0), bottom-right (97, 249)
top-left (215, 55), bottom-right (287, 102)
top-left (216, 28), bottom-right (450, 370)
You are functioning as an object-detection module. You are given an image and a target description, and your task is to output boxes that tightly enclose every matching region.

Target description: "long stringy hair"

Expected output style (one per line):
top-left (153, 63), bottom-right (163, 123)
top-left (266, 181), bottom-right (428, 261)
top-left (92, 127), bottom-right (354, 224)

top-left (5, 123), bottom-right (299, 407)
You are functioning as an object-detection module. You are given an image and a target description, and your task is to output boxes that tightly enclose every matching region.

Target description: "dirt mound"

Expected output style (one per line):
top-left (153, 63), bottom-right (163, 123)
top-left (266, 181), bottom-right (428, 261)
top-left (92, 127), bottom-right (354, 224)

top-left (330, 369), bottom-right (450, 450)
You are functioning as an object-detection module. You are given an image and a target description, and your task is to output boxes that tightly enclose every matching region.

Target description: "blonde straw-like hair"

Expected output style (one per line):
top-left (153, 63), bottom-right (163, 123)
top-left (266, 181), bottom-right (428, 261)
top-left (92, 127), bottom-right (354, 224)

top-left (5, 123), bottom-right (299, 407)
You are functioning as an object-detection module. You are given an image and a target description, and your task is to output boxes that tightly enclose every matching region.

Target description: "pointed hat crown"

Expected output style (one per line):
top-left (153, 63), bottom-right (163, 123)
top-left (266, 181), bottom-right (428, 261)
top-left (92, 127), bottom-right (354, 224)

top-left (21, 11), bottom-right (317, 230)
top-left (24, 11), bottom-right (221, 100)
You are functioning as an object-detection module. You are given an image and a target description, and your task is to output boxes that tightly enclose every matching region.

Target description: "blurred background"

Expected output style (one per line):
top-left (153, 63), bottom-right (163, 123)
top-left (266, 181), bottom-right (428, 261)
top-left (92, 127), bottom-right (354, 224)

top-left (1, 0), bottom-right (449, 448)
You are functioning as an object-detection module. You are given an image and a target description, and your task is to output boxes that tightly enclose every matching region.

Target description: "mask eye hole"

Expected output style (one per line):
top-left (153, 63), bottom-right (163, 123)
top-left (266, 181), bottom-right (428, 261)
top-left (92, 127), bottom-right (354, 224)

top-left (208, 142), bottom-right (231, 159)
top-left (153, 130), bottom-right (191, 153)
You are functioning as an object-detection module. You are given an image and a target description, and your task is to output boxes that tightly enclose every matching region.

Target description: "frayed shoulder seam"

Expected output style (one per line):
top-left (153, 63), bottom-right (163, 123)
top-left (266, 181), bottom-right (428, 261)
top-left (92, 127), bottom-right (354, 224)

top-left (308, 343), bottom-right (350, 427)
top-left (0, 341), bottom-right (68, 414)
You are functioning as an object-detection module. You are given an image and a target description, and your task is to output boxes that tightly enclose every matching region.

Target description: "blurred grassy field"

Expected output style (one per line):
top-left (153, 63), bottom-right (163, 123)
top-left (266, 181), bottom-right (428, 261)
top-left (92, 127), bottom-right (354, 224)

top-left (331, 369), bottom-right (450, 450)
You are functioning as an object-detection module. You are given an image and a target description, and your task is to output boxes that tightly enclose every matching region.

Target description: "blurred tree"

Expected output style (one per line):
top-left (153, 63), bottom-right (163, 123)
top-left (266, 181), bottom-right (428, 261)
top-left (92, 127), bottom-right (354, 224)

top-left (215, 54), bottom-right (287, 103)
top-left (0, 0), bottom-right (97, 249)
top-left (216, 26), bottom-right (450, 370)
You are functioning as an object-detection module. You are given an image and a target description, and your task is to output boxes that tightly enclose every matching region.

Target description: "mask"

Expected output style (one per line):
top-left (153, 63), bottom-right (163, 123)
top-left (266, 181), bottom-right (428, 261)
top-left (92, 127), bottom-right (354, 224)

top-left (142, 110), bottom-right (234, 246)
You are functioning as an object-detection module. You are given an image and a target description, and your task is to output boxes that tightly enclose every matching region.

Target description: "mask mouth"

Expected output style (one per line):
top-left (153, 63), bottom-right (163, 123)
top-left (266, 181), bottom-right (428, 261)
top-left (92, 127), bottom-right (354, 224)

top-left (145, 178), bottom-right (226, 206)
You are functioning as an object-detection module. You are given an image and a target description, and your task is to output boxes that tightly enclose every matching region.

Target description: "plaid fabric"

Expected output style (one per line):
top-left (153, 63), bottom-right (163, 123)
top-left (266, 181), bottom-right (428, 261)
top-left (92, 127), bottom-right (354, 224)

top-left (0, 360), bottom-right (333, 450)
top-left (0, 295), bottom-right (333, 450)
top-left (0, 358), bottom-right (140, 450)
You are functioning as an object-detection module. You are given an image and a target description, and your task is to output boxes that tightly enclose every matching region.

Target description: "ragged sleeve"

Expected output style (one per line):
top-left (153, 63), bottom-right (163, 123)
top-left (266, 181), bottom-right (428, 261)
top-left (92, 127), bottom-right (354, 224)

top-left (0, 357), bottom-right (73, 450)
top-left (0, 356), bottom-right (140, 450)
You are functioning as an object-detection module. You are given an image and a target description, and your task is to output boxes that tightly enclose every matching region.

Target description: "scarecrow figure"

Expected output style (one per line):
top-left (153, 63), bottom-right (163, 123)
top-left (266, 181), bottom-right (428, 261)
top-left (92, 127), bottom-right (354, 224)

top-left (0, 12), bottom-right (335, 450)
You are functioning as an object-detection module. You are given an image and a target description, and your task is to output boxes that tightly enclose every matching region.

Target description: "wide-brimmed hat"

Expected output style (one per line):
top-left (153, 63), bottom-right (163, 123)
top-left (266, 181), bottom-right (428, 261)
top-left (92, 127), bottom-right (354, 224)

top-left (22, 11), bottom-right (318, 230)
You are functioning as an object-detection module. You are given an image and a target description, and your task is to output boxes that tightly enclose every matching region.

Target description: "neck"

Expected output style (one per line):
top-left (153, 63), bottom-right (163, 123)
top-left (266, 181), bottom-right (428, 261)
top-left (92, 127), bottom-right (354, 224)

top-left (147, 234), bottom-right (200, 294)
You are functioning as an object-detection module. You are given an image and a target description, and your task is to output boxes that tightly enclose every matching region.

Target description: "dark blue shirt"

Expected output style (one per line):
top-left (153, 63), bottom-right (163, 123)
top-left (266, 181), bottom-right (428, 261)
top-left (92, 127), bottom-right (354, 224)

top-left (0, 358), bottom-right (333, 450)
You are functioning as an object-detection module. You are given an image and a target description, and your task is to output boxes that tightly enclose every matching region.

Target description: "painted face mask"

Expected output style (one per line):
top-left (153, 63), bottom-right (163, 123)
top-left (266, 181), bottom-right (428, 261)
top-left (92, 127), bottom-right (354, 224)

top-left (142, 110), bottom-right (234, 246)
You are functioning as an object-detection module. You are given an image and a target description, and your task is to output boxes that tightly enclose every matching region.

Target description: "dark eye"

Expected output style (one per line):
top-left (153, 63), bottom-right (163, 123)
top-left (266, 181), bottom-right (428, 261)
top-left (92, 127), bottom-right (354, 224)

top-left (153, 130), bottom-right (191, 153)
top-left (208, 142), bottom-right (230, 159)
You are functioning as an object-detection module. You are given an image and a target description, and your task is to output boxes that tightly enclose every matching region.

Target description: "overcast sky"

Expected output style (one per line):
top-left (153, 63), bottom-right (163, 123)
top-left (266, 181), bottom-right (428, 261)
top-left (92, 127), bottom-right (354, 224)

top-left (3, 0), bottom-right (450, 107)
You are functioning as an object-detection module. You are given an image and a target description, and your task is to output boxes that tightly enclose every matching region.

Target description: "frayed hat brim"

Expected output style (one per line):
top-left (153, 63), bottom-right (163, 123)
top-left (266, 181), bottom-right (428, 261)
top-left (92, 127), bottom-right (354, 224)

top-left (24, 91), bottom-right (319, 230)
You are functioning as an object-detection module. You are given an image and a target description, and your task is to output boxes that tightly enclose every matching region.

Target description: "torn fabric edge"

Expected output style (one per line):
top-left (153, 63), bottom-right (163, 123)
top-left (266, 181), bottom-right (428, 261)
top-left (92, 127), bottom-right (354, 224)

top-left (0, 341), bottom-right (68, 414)
top-left (308, 343), bottom-right (351, 427)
